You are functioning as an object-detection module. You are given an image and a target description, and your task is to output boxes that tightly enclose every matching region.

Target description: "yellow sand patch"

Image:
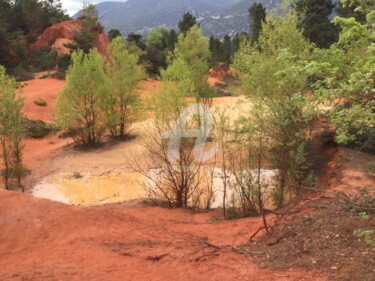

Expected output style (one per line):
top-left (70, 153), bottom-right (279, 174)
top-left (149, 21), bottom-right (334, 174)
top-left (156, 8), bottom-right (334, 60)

top-left (45, 172), bottom-right (147, 206)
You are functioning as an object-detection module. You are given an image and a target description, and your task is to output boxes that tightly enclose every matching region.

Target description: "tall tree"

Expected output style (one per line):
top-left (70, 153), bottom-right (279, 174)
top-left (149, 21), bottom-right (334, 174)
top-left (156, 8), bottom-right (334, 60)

top-left (294, 0), bottom-right (339, 48)
top-left (178, 12), bottom-right (197, 35)
top-left (312, 0), bottom-right (375, 150)
top-left (234, 10), bottom-right (317, 207)
top-left (56, 49), bottom-right (109, 146)
top-left (249, 3), bottom-right (266, 43)
top-left (0, 66), bottom-right (25, 191)
top-left (108, 29), bottom-right (122, 42)
top-left (105, 37), bottom-right (145, 138)
top-left (222, 35), bottom-right (232, 64)
top-left (163, 25), bottom-right (213, 103)
top-left (166, 29), bottom-right (178, 51)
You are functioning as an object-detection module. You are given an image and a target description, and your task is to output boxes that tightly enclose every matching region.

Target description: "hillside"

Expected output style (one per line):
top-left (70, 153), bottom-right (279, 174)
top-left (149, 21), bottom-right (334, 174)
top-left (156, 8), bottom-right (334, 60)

top-left (30, 19), bottom-right (109, 58)
top-left (73, 0), bottom-right (281, 38)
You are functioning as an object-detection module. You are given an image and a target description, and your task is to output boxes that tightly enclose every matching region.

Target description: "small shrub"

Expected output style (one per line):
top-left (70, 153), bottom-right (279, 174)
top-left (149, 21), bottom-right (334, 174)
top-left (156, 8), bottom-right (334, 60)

top-left (359, 212), bottom-right (369, 221)
top-left (52, 70), bottom-right (66, 80)
top-left (344, 127), bottom-right (375, 155)
top-left (10, 63), bottom-right (34, 81)
top-left (34, 99), bottom-right (47, 107)
top-left (354, 229), bottom-right (375, 246)
top-left (24, 119), bottom-right (53, 138)
top-left (30, 47), bottom-right (58, 71)
top-left (57, 54), bottom-right (71, 73)
top-left (341, 188), bottom-right (375, 214)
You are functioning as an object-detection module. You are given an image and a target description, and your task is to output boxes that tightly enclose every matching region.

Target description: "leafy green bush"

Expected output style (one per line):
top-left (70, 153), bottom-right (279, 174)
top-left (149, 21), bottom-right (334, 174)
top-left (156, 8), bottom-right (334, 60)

top-left (30, 47), bottom-right (58, 71)
top-left (343, 127), bottom-right (375, 155)
top-left (57, 54), bottom-right (71, 73)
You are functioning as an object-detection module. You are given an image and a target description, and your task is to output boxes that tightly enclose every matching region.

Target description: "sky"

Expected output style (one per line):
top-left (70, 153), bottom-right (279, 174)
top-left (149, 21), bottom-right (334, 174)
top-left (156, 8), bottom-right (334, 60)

top-left (61, 0), bottom-right (126, 16)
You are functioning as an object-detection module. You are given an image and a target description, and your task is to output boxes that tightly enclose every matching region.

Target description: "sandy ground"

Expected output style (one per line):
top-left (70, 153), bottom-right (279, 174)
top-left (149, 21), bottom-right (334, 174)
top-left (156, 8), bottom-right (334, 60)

top-left (0, 190), bottom-right (325, 281)
top-left (20, 78), bottom-right (65, 122)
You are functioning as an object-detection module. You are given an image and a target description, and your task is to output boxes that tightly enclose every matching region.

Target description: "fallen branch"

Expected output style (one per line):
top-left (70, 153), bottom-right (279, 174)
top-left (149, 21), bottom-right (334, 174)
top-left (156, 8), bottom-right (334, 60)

top-left (146, 253), bottom-right (169, 261)
top-left (249, 227), bottom-right (267, 242)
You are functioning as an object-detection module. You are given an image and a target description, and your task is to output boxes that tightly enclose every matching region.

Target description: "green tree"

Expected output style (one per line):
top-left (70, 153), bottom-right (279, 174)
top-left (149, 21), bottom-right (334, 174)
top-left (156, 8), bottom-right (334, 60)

top-left (108, 29), bottom-right (122, 42)
top-left (209, 36), bottom-right (222, 65)
top-left (146, 27), bottom-right (169, 49)
top-left (105, 37), bottom-right (145, 138)
top-left (167, 29), bottom-right (178, 51)
top-left (249, 3), bottom-right (266, 43)
top-left (178, 12), bottom-right (198, 35)
top-left (294, 0), bottom-right (339, 48)
top-left (0, 66), bottom-right (25, 191)
top-left (66, 3), bottom-right (103, 54)
top-left (234, 9), bottom-right (317, 207)
top-left (222, 35), bottom-right (232, 64)
top-left (163, 25), bottom-right (213, 104)
top-left (312, 0), bottom-right (374, 148)
top-left (127, 33), bottom-right (145, 50)
top-left (335, 0), bottom-right (367, 23)
top-left (56, 49), bottom-right (109, 146)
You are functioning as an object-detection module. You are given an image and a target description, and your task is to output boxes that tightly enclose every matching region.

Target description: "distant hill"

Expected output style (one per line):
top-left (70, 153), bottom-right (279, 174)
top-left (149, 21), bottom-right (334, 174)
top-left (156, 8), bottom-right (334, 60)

top-left (74, 0), bottom-right (282, 38)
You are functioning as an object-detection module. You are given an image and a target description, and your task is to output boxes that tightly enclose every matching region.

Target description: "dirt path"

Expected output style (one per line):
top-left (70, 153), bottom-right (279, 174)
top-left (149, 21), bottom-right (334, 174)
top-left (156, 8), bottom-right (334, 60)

top-left (0, 190), bottom-right (325, 281)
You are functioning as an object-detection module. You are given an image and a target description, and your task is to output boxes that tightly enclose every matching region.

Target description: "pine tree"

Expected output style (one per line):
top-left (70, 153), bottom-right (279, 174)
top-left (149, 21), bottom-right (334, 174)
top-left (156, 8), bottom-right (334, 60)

top-left (222, 35), bottom-right (232, 64)
top-left (249, 3), bottom-right (266, 43)
top-left (294, 0), bottom-right (339, 48)
top-left (108, 29), bottom-right (122, 42)
top-left (178, 12), bottom-right (198, 35)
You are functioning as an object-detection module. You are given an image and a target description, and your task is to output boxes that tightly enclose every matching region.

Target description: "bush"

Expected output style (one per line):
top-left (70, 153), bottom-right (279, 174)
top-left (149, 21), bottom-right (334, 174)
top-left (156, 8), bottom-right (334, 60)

top-left (56, 54), bottom-right (71, 73)
top-left (30, 47), bottom-right (58, 71)
top-left (34, 99), bottom-right (47, 106)
top-left (344, 127), bottom-right (375, 155)
top-left (10, 63), bottom-right (34, 81)
top-left (24, 119), bottom-right (53, 138)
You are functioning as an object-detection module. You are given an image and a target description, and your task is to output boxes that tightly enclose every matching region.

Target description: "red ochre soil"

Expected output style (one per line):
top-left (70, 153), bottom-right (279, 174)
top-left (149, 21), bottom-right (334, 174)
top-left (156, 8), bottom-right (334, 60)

top-left (0, 190), bottom-right (326, 281)
top-left (29, 19), bottom-right (109, 58)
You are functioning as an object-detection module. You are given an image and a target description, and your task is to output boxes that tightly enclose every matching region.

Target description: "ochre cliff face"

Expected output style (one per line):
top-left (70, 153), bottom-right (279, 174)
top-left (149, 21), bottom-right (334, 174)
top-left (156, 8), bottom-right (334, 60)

top-left (29, 19), bottom-right (109, 58)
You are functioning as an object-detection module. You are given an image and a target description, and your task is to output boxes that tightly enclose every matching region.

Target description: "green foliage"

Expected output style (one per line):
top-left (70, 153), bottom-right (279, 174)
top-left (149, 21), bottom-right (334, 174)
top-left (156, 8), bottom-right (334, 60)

top-left (294, 0), bottom-right (339, 48)
top-left (359, 212), bottom-right (369, 221)
top-left (34, 98), bottom-right (47, 106)
top-left (249, 3), bottom-right (266, 43)
top-left (10, 63), bottom-right (34, 82)
top-left (178, 12), bottom-right (197, 35)
top-left (24, 119), bottom-right (52, 138)
top-left (0, 0), bottom-right (69, 68)
top-left (163, 25), bottom-right (213, 103)
top-left (233, 9), bottom-right (317, 207)
top-left (0, 65), bottom-right (25, 190)
top-left (105, 37), bottom-right (145, 138)
top-left (146, 27), bottom-right (169, 49)
top-left (354, 229), bottom-right (375, 246)
top-left (66, 4), bottom-right (103, 54)
top-left (107, 29), bottom-right (122, 42)
top-left (29, 47), bottom-right (58, 70)
top-left (144, 28), bottom-right (179, 74)
top-left (56, 49), bottom-right (109, 146)
top-left (311, 0), bottom-right (374, 146)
